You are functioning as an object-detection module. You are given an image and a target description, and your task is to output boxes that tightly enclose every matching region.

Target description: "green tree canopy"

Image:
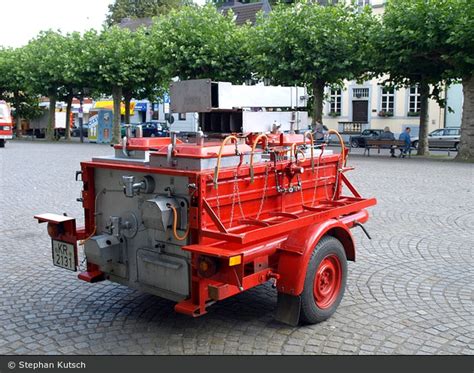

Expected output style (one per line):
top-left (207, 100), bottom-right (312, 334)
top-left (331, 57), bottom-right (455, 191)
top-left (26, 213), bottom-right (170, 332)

top-left (149, 5), bottom-right (252, 84)
top-left (105, 0), bottom-right (185, 26)
top-left (0, 47), bottom-right (42, 136)
top-left (249, 2), bottom-right (377, 125)
top-left (22, 30), bottom-right (72, 140)
top-left (0, 48), bottom-right (26, 101)
top-left (22, 30), bottom-right (98, 140)
top-left (88, 26), bottom-right (167, 143)
top-left (60, 31), bottom-right (99, 139)
top-left (371, 0), bottom-right (456, 155)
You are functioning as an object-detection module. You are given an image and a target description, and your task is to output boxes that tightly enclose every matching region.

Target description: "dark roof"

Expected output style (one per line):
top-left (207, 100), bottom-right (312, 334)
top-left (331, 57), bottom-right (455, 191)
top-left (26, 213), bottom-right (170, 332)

top-left (219, 0), bottom-right (271, 26)
top-left (118, 17), bottom-right (154, 31)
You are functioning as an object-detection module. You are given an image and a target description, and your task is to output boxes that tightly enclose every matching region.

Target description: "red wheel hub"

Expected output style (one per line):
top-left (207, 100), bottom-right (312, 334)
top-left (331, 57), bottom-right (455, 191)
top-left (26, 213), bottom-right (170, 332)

top-left (313, 254), bottom-right (342, 309)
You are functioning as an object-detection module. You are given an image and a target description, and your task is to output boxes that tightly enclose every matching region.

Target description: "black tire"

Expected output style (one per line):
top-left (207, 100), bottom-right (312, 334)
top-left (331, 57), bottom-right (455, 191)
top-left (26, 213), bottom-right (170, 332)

top-left (350, 139), bottom-right (359, 148)
top-left (455, 142), bottom-right (460, 151)
top-left (300, 236), bottom-right (347, 324)
top-left (412, 140), bottom-right (419, 150)
top-left (0, 139), bottom-right (5, 148)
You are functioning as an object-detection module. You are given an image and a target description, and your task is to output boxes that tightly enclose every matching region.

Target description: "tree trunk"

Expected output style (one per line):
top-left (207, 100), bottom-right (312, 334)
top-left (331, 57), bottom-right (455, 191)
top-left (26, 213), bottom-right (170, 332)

top-left (124, 89), bottom-right (132, 124)
top-left (112, 85), bottom-right (123, 145)
top-left (15, 115), bottom-right (22, 138)
top-left (64, 91), bottom-right (73, 141)
top-left (455, 75), bottom-right (474, 162)
top-left (312, 79), bottom-right (325, 128)
top-left (13, 91), bottom-right (22, 138)
top-left (47, 95), bottom-right (56, 141)
top-left (417, 80), bottom-right (430, 156)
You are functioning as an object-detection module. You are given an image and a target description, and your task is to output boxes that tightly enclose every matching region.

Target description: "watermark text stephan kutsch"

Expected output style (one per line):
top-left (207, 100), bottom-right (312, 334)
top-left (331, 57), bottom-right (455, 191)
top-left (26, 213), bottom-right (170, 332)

top-left (9, 361), bottom-right (86, 370)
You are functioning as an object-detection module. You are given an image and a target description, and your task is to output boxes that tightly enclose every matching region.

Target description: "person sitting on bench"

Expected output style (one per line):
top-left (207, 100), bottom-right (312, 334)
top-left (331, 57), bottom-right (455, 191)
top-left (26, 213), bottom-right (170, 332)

top-left (379, 126), bottom-right (396, 157)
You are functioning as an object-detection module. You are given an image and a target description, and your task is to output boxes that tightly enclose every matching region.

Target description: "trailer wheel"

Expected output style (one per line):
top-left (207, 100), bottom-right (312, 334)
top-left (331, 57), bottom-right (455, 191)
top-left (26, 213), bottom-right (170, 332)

top-left (300, 236), bottom-right (347, 324)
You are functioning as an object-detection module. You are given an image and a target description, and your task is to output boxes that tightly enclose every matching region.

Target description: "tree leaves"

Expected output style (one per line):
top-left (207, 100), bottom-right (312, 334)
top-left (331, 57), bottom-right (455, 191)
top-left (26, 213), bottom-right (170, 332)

top-left (248, 3), bottom-right (377, 87)
top-left (105, 0), bottom-right (185, 26)
top-left (149, 5), bottom-right (252, 84)
top-left (247, 2), bottom-right (377, 124)
top-left (371, 0), bottom-right (459, 88)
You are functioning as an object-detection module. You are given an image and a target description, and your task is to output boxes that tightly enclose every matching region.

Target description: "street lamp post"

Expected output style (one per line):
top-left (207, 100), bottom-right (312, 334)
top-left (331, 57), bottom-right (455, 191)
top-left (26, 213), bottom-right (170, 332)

top-left (73, 88), bottom-right (89, 144)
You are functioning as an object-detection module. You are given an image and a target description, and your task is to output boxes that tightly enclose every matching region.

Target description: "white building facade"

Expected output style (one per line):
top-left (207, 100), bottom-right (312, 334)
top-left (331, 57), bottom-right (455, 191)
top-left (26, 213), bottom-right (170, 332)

top-left (323, 77), bottom-right (447, 137)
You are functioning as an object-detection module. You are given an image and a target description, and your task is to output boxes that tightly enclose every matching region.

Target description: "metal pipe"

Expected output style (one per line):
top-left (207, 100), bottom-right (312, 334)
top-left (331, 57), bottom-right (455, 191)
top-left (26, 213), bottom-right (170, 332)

top-left (171, 131), bottom-right (178, 149)
top-left (289, 142), bottom-right (297, 162)
top-left (196, 130), bottom-right (204, 146)
top-left (304, 130), bottom-right (315, 172)
top-left (289, 112), bottom-right (296, 134)
top-left (214, 135), bottom-right (239, 189)
top-left (122, 136), bottom-right (128, 157)
top-left (135, 125), bottom-right (143, 138)
top-left (328, 129), bottom-right (347, 166)
top-left (249, 134), bottom-right (268, 183)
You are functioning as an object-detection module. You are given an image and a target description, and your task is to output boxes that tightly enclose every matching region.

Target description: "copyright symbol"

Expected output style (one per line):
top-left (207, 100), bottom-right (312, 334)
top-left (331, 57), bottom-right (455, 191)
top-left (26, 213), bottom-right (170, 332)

top-left (8, 361), bottom-right (16, 369)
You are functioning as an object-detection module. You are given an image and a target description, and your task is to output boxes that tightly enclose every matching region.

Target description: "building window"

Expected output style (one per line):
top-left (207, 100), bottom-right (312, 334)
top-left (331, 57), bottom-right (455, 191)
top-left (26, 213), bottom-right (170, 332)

top-left (329, 88), bottom-right (341, 115)
top-left (178, 113), bottom-right (186, 120)
top-left (408, 86), bottom-right (421, 115)
top-left (380, 87), bottom-right (394, 116)
top-left (357, 0), bottom-right (370, 6)
top-left (353, 88), bottom-right (369, 99)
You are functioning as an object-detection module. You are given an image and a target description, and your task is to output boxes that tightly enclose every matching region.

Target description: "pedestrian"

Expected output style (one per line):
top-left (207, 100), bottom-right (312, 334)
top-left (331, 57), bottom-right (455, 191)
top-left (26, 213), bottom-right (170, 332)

top-left (398, 127), bottom-right (411, 158)
top-left (379, 126), bottom-right (396, 157)
top-left (314, 121), bottom-right (325, 143)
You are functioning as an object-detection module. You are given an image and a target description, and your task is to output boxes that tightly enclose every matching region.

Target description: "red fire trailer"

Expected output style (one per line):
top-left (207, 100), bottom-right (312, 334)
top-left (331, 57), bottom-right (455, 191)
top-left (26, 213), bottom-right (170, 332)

top-left (35, 80), bottom-right (376, 325)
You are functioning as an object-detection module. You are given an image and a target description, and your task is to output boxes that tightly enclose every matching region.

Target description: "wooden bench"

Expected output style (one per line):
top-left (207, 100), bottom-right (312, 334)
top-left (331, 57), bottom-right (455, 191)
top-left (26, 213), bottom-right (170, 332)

top-left (364, 139), bottom-right (411, 158)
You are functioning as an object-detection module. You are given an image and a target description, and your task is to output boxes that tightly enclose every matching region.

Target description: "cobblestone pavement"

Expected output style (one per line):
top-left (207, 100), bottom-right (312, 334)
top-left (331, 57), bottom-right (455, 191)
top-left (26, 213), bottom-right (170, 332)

top-left (0, 140), bottom-right (472, 355)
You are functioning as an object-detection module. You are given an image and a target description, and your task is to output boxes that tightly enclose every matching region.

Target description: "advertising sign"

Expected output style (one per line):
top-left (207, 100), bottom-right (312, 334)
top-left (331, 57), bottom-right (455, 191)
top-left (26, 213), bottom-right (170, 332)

top-left (88, 114), bottom-right (98, 142)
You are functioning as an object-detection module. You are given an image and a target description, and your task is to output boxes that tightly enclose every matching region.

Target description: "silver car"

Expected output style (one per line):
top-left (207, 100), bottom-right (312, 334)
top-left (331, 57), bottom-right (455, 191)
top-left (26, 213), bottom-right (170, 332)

top-left (412, 127), bottom-right (461, 151)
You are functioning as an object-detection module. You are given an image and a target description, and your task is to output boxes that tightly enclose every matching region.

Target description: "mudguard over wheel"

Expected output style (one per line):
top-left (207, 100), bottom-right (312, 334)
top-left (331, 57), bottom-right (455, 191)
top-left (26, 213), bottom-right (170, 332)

top-left (300, 236), bottom-right (347, 324)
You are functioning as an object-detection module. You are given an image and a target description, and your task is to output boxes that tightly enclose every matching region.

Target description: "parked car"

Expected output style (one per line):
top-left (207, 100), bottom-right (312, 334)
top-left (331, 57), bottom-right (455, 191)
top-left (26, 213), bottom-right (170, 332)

top-left (411, 127), bottom-right (461, 150)
top-left (141, 122), bottom-right (167, 137)
top-left (71, 124), bottom-right (89, 138)
top-left (349, 129), bottom-right (384, 148)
